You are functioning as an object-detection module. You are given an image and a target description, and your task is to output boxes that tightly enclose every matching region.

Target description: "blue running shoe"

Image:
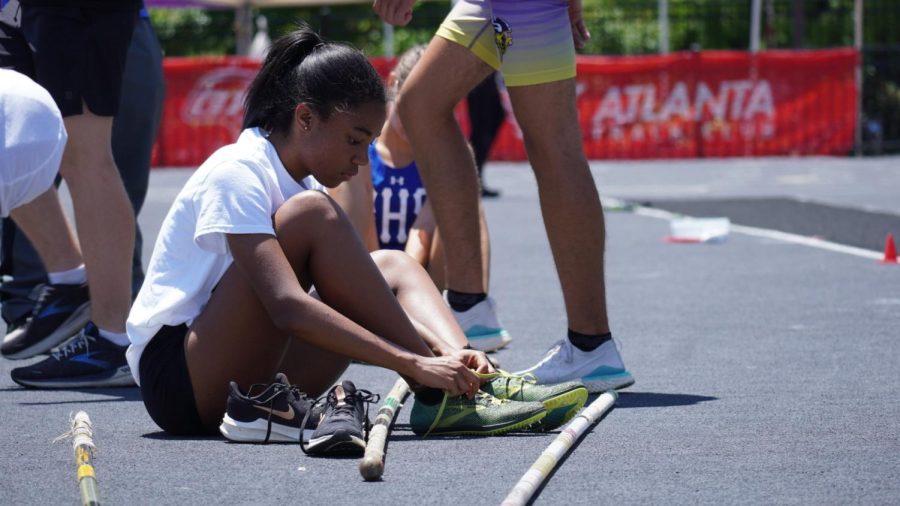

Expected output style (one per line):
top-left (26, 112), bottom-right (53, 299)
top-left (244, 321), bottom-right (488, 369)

top-left (10, 322), bottom-right (134, 389)
top-left (1, 282), bottom-right (90, 360)
top-left (515, 338), bottom-right (634, 394)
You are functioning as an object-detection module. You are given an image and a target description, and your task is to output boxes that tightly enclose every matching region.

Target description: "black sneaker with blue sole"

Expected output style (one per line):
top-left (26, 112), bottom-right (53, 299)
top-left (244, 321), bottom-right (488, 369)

top-left (1, 282), bottom-right (91, 360)
top-left (10, 322), bottom-right (134, 389)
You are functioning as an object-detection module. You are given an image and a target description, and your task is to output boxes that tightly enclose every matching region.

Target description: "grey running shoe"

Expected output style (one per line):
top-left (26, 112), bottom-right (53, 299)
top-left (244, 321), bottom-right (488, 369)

top-left (302, 380), bottom-right (379, 456)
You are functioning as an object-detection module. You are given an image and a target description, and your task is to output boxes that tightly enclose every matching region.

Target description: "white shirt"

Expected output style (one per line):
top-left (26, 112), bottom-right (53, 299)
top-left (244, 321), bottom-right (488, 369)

top-left (126, 127), bottom-right (324, 384)
top-left (0, 68), bottom-right (67, 218)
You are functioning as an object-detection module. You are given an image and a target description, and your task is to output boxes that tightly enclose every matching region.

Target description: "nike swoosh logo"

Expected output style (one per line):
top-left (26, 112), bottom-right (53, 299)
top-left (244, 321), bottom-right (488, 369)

top-left (253, 403), bottom-right (295, 420)
top-left (434, 405), bottom-right (481, 427)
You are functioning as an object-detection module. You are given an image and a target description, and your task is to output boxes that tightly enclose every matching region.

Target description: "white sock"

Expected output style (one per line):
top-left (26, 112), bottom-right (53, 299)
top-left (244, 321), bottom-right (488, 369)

top-left (97, 327), bottom-right (130, 347)
top-left (47, 264), bottom-right (87, 285)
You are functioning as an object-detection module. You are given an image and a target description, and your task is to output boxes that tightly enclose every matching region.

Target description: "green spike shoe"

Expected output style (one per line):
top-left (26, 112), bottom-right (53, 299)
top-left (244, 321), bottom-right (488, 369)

top-left (409, 390), bottom-right (546, 437)
top-left (478, 370), bottom-right (588, 431)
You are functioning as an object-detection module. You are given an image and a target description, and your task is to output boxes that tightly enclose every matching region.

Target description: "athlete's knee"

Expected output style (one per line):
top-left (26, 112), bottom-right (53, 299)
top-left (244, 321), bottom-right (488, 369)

top-left (526, 134), bottom-right (590, 182)
top-left (275, 190), bottom-right (344, 232)
top-left (59, 147), bottom-right (118, 186)
top-left (371, 249), bottom-right (419, 278)
top-left (276, 190), bottom-right (338, 221)
top-left (397, 85), bottom-right (454, 126)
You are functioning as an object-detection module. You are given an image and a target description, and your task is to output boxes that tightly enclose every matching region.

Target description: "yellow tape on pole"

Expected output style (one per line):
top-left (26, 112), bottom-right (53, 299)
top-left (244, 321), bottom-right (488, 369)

top-left (71, 411), bottom-right (101, 506)
top-left (502, 391), bottom-right (618, 506)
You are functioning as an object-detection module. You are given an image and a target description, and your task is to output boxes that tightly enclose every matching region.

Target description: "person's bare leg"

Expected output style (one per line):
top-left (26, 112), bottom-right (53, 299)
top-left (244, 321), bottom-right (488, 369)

top-left (9, 188), bottom-right (82, 273)
top-left (397, 37), bottom-right (493, 294)
top-left (278, 250), bottom-right (470, 392)
top-left (280, 338), bottom-right (352, 397)
top-left (186, 264), bottom-right (296, 429)
top-left (186, 192), bottom-right (436, 428)
top-left (329, 164), bottom-right (378, 251)
top-left (59, 106), bottom-right (134, 333)
top-left (507, 80), bottom-right (609, 335)
top-left (427, 228), bottom-right (446, 290)
top-left (278, 196), bottom-right (435, 358)
top-left (478, 210), bottom-right (490, 290)
top-left (427, 208), bottom-right (490, 293)
top-left (372, 250), bottom-right (468, 350)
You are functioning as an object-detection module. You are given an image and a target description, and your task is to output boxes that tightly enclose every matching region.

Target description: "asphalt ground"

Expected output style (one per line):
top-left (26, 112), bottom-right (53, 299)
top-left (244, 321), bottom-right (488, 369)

top-left (1, 156), bottom-right (898, 505)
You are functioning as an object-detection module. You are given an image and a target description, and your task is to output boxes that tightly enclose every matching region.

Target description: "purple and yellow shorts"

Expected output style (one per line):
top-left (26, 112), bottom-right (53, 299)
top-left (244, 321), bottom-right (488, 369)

top-left (436, 0), bottom-right (575, 87)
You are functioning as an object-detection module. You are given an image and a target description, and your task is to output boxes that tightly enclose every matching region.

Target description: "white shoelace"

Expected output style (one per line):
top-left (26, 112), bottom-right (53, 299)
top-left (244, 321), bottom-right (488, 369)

top-left (52, 333), bottom-right (93, 361)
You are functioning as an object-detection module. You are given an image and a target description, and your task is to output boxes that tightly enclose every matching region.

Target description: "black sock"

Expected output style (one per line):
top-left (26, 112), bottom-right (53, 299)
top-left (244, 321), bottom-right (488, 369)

top-left (414, 387), bottom-right (444, 405)
top-left (567, 329), bottom-right (612, 352)
top-left (446, 290), bottom-right (487, 312)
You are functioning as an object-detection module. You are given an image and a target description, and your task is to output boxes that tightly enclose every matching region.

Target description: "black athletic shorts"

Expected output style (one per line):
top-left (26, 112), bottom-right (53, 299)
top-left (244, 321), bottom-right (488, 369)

top-left (0, 22), bottom-right (34, 75)
top-left (19, 5), bottom-right (136, 117)
top-left (139, 324), bottom-right (211, 436)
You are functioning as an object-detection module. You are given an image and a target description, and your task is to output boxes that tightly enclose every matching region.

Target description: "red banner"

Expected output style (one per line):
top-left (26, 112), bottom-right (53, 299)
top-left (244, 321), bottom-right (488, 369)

top-left (152, 49), bottom-right (857, 167)
top-left (152, 57), bottom-right (259, 168)
top-left (570, 49), bottom-right (858, 160)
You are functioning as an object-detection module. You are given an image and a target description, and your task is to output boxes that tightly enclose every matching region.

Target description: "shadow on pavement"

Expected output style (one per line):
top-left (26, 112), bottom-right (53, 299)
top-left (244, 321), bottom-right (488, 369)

top-left (141, 431), bottom-right (220, 442)
top-left (520, 393), bottom-right (716, 502)
top-left (8, 386), bottom-right (142, 405)
top-left (387, 425), bottom-right (547, 441)
top-left (614, 391), bottom-right (717, 408)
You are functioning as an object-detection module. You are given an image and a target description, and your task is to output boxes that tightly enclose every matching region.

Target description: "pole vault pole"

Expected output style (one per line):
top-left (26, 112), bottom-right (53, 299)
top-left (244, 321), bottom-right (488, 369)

top-left (501, 391), bottom-right (618, 506)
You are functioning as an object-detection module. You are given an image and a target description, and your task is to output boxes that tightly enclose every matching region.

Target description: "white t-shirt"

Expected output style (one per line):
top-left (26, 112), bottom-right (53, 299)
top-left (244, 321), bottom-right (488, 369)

top-left (126, 127), bottom-right (325, 384)
top-left (0, 68), bottom-right (67, 218)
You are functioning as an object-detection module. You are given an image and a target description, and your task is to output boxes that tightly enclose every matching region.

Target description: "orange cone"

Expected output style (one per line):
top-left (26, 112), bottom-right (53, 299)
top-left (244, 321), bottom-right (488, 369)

top-left (882, 233), bottom-right (898, 264)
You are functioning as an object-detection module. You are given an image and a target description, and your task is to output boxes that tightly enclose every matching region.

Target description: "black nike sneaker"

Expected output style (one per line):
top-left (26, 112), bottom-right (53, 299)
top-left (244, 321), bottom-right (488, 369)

top-left (1, 282), bottom-right (90, 359)
top-left (219, 373), bottom-right (318, 444)
top-left (301, 380), bottom-right (380, 456)
top-left (10, 322), bottom-right (134, 389)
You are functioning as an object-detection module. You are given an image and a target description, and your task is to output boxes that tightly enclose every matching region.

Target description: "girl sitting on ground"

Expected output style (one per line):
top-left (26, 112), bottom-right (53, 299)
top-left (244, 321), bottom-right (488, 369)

top-left (126, 27), bottom-right (553, 441)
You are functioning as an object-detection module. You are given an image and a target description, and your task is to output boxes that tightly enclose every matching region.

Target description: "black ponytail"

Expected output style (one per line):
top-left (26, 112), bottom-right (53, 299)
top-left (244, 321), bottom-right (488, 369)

top-left (243, 24), bottom-right (386, 134)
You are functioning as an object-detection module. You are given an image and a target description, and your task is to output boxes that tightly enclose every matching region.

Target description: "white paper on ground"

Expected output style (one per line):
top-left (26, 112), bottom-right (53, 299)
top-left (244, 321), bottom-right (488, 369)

top-left (669, 217), bottom-right (731, 242)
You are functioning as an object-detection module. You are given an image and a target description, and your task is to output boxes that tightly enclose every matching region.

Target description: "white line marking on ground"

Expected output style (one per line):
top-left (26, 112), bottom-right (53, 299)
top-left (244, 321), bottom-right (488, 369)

top-left (625, 202), bottom-right (884, 261)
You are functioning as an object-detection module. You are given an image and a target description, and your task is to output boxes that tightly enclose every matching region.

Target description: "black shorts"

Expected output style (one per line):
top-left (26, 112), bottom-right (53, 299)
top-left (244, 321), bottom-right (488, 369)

top-left (0, 23), bottom-right (34, 75)
top-left (139, 324), bottom-right (210, 436)
top-left (20, 5), bottom-right (136, 117)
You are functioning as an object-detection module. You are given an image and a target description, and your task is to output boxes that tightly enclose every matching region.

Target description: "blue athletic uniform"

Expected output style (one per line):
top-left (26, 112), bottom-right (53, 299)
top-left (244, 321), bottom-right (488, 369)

top-left (370, 143), bottom-right (427, 251)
